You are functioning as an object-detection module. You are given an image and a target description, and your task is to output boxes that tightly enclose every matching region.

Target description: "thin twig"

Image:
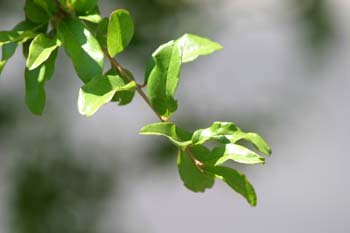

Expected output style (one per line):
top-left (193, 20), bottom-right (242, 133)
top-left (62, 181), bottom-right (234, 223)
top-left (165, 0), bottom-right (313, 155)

top-left (185, 147), bottom-right (204, 173)
top-left (105, 52), bottom-right (166, 122)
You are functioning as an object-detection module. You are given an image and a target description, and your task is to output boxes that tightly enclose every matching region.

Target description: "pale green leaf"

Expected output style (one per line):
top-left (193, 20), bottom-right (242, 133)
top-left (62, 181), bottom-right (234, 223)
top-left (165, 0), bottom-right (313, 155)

top-left (58, 18), bottom-right (104, 83)
top-left (192, 121), bottom-right (271, 155)
top-left (78, 74), bottom-right (136, 116)
top-left (107, 9), bottom-right (134, 56)
top-left (177, 33), bottom-right (223, 63)
top-left (27, 34), bottom-right (61, 70)
top-left (139, 122), bottom-right (192, 147)
top-left (204, 165), bottom-right (257, 206)
top-left (25, 49), bottom-right (57, 115)
top-left (211, 144), bottom-right (265, 165)
top-left (78, 7), bottom-right (102, 23)
top-left (178, 149), bottom-right (215, 192)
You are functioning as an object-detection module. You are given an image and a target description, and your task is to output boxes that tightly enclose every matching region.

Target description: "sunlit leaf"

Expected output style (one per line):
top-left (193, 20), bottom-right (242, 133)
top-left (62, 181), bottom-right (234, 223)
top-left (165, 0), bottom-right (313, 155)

top-left (78, 74), bottom-right (136, 116)
top-left (211, 144), bottom-right (265, 165)
top-left (140, 122), bottom-right (192, 148)
top-left (205, 165), bottom-right (257, 206)
top-left (107, 9), bottom-right (134, 56)
top-left (177, 33), bottom-right (223, 63)
top-left (27, 34), bottom-right (61, 70)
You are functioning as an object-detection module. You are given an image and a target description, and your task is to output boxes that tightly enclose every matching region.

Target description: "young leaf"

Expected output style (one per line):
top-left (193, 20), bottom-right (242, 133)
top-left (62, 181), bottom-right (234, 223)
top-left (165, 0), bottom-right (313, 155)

top-left (204, 165), bottom-right (257, 206)
top-left (146, 41), bottom-right (181, 118)
top-left (78, 7), bottom-right (102, 23)
top-left (57, 18), bottom-right (104, 83)
top-left (177, 149), bottom-right (215, 192)
top-left (25, 49), bottom-right (57, 115)
top-left (27, 34), bottom-right (61, 70)
top-left (192, 121), bottom-right (240, 145)
top-left (0, 42), bottom-right (17, 76)
top-left (140, 122), bottom-right (192, 148)
top-left (107, 9), bottom-right (134, 57)
top-left (192, 121), bottom-right (272, 155)
top-left (24, 0), bottom-right (50, 23)
top-left (177, 34), bottom-right (223, 63)
top-left (78, 74), bottom-right (136, 116)
top-left (211, 144), bottom-right (265, 165)
top-left (226, 132), bottom-right (272, 155)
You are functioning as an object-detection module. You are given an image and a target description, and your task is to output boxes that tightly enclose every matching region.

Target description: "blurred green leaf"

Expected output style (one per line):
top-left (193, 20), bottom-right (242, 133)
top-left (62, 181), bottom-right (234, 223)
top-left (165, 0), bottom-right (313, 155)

top-left (0, 42), bottom-right (17, 75)
top-left (58, 18), bottom-right (104, 83)
top-left (178, 149), bottom-right (215, 192)
top-left (25, 49), bottom-right (57, 115)
top-left (107, 68), bottom-right (136, 106)
top-left (107, 9), bottom-right (134, 56)
top-left (78, 7), bottom-right (102, 23)
top-left (205, 165), bottom-right (257, 206)
top-left (78, 74), bottom-right (136, 116)
top-left (27, 34), bottom-right (61, 70)
top-left (24, 0), bottom-right (50, 23)
top-left (96, 17), bottom-right (108, 49)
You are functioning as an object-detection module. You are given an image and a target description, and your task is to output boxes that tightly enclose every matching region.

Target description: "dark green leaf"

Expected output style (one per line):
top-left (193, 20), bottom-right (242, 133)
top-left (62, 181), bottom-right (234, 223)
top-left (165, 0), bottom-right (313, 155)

top-left (57, 18), bottom-right (104, 83)
top-left (211, 144), bottom-right (265, 165)
top-left (74, 0), bottom-right (99, 14)
top-left (33, 0), bottom-right (57, 16)
top-left (204, 165), bottom-right (257, 206)
top-left (0, 42), bottom-right (17, 76)
top-left (78, 74), bottom-right (136, 116)
top-left (140, 122), bottom-right (192, 148)
top-left (146, 40), bottom-right (181, 118)
top-left (107, 9), bottom-right (134, 56)
top-left (177, 34), bottom-right (223, 63)
top-left (96, 17), bottom-right (109, 49)
top-left (0, 21), bottom-right (40, 46)
top-left (27, 34), bottom-right (61, 70)
top-left (178, 149), bottom-right (215, 192)
top-left (25, 49), bottom-right (57, 115)
top-left (25, 0), bottom-right (50, 23)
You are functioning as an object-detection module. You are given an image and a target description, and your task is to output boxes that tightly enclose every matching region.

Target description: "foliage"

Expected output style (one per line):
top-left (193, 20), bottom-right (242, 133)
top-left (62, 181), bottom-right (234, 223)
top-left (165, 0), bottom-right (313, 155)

top-left (0, 0), bottom-right (272, 206)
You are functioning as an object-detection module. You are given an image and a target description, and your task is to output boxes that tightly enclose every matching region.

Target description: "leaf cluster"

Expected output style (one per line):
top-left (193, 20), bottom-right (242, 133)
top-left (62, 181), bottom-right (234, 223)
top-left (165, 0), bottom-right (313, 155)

top-left (0, 0), bottom-right (272, 206)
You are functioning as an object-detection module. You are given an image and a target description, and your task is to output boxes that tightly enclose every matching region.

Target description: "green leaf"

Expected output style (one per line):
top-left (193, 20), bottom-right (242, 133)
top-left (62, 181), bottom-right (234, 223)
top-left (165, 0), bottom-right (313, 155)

top-left (25, 0), bottom-right (51, 23)
top-left (107, 9), bottom-right (134, 56)
top-left (0, 42), bottom-right (17, 76)
top-left (96, 17), bottom-right (108, 49)
top-left (140, 122), bottom-right (192, 148)
top-left (74, 0), bottom-right (99, 14)
top-left (146, 40), bottom-right (181, 118)
top-left (211, 144), bottom-right (265, 165)
top-left (57, 18), bottom-right (104, 83)
top-left (192, 121), bottom-right (272, 155)
top-left (177, 34), bottom-right (223, 63)
top-left (33, 0), bottom-right (57, 16)
top-left (107, 69), bottom-right (135, 106)
top-left (27, 34), bottom-right (61, 70)
top-left (0, 21), bottom-right (41, 46)
top-left (145, 34), bottom-right (222, 119)
top-left (78, 74), bottom-right (136, 116)
top-left (226, 132), bottom-right (272, 155)
top-left (204, 165), bottom-right (257, 206)
top-left (25, 49), bottom-right (57, 115)
top-left (178, 149), bottom-right (215, 192)
top-left (192, 121), bottom-right (240, 145)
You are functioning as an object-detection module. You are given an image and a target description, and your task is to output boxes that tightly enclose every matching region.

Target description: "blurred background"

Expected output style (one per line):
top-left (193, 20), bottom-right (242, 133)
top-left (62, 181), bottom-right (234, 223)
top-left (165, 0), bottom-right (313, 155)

top-left (0, 0), bottom-right (349, 232)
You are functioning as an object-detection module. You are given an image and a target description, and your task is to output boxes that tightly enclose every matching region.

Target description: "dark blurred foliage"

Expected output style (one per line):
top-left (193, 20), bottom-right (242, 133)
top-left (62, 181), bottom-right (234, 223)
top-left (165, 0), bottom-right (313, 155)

top-left (293, 0), bottom-right (334, 55)
top-left (9, 151), bottom-right (114, 233)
